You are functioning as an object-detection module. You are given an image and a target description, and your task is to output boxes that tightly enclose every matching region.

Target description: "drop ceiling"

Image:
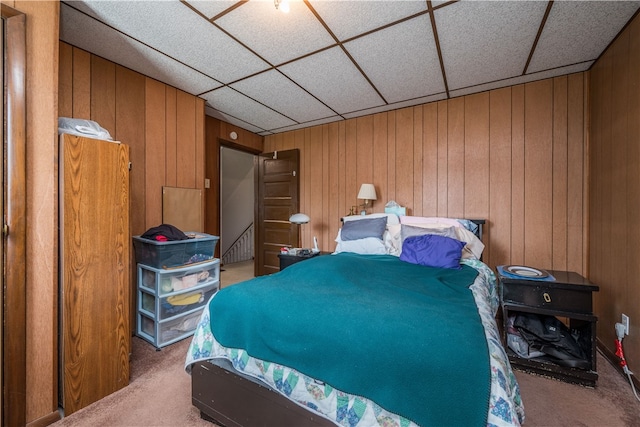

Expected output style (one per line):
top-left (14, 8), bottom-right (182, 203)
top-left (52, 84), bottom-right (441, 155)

top-left (60, 0), bottom-right (640, 136)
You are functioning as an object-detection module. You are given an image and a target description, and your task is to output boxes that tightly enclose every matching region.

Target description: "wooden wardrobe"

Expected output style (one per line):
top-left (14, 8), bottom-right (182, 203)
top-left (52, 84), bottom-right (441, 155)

top-left (59, 134), bottom-right (130, 415)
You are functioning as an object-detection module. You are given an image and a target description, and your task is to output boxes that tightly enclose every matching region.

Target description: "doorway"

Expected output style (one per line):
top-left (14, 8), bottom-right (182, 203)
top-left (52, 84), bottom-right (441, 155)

top-left (220, 147), bottom-right (255, 269)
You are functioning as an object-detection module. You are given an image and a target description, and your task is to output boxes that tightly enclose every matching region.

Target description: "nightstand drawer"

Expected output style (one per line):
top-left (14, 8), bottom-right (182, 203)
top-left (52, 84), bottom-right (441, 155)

top-left (502, 282), bottom-right (593, 314)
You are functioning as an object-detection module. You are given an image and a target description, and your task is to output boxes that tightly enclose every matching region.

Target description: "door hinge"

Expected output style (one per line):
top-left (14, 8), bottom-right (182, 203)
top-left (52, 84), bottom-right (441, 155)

top-left (2, 223), bottom-right (9, 237)
top-left (273, 151), bottom-right (277, 160)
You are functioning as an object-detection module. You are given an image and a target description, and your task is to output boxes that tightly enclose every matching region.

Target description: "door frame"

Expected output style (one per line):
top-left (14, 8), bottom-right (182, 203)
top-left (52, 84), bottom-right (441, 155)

top-left (2, 4), bottom-right (27, 427)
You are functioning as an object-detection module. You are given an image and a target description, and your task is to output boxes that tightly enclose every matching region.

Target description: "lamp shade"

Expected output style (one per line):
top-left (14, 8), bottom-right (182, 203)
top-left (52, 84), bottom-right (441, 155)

top-left (357, 183), bottom-right (377, 201)
top-left (289, 213), bottom-right (310, 224)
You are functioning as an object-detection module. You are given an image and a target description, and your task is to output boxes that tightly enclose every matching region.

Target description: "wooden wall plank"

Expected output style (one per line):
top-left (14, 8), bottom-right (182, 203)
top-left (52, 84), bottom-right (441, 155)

top-left (488, 87), bottom-right (512, 268)
top-left (308, 126), bottom-right (323, 246)
top-left (373, 112), bottom-right (389, 214)
top-left (90, 55), bottom-right (116, 135)
top-left (144, 78), bottom-right (166, 229)
top-left (115, 67), bottom-right (145, 231)
top-left (328, 122), bottom-right (340, 243)
top-left (72, 47), bottom-right (91, 120)
top-left (395, 107), bottom-right (413, 210)
top-left (176, 90), bottom-right (196, 188)
top-left (58, 42), bottom-right (73, 118)
top-left (356, 115), bottom-right (374, 212)
top-left (511, 84), bottom-right (525, 264)
top-left (608, 31), bottom-right (630, 334)
top-left (422, 103), bottom-right (438, 216)
top-left (524, 79), bottom-right (553, 267)
top-left (552, 76), bottom-right (569, 270)
top-left (322, 124), bottom-right (330, 250)
top-left (412, 106), bottom-right (423, 217)
top-left (345, 120), bottom-right (358, 213)
top-left (338, 121), bottom-right (347, 219)
top-left (195, 98), bottom-right (205, 192)
top-left (386, 111), bottom-right (397, 205)
top-left (464, 92), bottom-right (489, 219)
top-left (437, 101), bottom-right (448, 216)
top-left (567, 73), bottom-right (585, 274)
top-left (447, 97), bottom-right (465, 218)
top-left (165, 87), bottom-right (177, 187)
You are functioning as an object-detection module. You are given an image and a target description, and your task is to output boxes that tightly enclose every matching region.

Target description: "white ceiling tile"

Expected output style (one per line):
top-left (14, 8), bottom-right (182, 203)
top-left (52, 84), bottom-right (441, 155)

top-left (528, 1), bottom-right (640, 73)
top-left (436, 1), bottom-right (547, 91)
top-left (215, 0), bottom-right (336, 65)
top-left (309, 0), bottom-right (427, 40)
top-left (60, 3), bottom-right (222, 95)
top-left (230, 70), bottom-right (337, 123)
top-left (344, 14), bottom-right (444, 103)
top-left (279, 46), bottom-right (384, 115)
top-left (184, 0), bottom-right (237, 19)
top-left (65, 0), bottom-right (270, 84)
top-left (202, 87), bottom-right (297, 131)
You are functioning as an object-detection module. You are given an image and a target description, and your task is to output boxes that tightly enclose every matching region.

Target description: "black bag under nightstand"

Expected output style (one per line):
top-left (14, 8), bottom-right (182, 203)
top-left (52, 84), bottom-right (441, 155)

top-left (498, 267), bottom-right (599, 386)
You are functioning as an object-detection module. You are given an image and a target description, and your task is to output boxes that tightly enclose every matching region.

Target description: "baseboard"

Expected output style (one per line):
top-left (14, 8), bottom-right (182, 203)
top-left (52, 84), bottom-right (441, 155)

top-left (597, 338), bottom-right (640, 390)
top-left (26, 409), bottom-right (61, 427)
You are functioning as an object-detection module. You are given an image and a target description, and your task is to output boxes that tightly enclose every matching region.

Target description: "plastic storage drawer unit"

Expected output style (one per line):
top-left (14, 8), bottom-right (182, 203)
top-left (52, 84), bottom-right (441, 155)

top-left (133, 233), bottom-right (219, 269)
top-left (136, 258), bottom-right (220, 348)
top-left (138, 259), bottom-right (220, 296)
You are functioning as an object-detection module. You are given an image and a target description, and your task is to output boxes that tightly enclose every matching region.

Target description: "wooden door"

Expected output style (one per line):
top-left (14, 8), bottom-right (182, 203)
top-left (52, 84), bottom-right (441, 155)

top-left (255, 149), bottom-right (299, 276)
top-left (61, 134), bottom-right (130, 415)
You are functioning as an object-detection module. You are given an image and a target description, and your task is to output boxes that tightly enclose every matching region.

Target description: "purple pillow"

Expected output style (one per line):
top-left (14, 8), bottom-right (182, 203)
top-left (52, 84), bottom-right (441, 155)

top-left (400, 234), bottom-right (466, 269)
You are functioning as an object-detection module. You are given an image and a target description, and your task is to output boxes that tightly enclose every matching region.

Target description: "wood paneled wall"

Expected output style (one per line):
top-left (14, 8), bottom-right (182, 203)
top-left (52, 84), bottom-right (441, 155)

top-left (59, 41), bottom-right (205, 236)
top-left (589, 13), bottom-right (640, 373)
top-left (265, 74), bottom-right (589, 277)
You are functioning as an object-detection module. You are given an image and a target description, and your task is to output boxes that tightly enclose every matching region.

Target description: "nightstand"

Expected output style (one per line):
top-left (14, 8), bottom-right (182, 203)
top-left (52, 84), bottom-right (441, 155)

top-left (278, 251), bottom-right (329, 271)
top-left (498, 267), bottom-right (599, 386)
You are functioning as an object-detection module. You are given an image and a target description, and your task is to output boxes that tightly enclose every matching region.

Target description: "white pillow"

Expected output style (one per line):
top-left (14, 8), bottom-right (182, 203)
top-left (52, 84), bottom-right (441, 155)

top-left (334, 230), bottom-right (387, 255)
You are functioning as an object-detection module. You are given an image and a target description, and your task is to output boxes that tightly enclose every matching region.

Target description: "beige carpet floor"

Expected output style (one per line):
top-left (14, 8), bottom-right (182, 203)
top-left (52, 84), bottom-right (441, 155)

top-left (52, 260), bottom-right (640, 426)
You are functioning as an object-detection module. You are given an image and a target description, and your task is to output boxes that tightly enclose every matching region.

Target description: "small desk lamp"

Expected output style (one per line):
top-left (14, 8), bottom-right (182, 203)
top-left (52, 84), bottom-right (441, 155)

top-left (357, 183), bottom-right (377, 215)
top-left (289, 213), bottom-right (310, 225)
top-left (289, 213), bottom-right (318, 253)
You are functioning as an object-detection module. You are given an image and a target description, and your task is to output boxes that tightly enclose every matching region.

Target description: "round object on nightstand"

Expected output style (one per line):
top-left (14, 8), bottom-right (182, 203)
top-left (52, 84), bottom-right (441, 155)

top-left (229, 131), bottom-right (238, 140)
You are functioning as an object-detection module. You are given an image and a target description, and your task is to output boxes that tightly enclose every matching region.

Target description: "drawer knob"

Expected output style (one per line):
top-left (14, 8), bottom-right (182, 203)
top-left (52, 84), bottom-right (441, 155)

top-left (543, 292), bottom-right (552, 303)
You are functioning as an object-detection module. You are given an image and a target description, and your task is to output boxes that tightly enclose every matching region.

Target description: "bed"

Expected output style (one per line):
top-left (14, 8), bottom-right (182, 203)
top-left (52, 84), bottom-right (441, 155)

top-left (185, 215), bottom-right (525, 427)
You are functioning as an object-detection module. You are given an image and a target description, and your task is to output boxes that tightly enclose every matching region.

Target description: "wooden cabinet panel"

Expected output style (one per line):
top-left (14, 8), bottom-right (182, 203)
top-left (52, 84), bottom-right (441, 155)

top-left (60, 134), bottom-right (130, 415)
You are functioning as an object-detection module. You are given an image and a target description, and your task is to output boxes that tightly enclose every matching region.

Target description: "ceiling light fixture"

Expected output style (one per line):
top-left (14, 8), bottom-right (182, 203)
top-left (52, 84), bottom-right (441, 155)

top-left (274, 0), bottom-right (290, 13)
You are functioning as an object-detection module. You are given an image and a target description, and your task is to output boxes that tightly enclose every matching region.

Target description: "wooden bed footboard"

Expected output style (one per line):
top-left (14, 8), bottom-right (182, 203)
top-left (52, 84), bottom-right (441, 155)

top-left (191, 361), bottom-right (335, 427)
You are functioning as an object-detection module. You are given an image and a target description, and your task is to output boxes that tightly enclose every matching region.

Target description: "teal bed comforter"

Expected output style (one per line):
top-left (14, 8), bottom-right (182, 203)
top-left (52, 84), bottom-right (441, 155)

top-left (211, 253), bottom-right (487, 426)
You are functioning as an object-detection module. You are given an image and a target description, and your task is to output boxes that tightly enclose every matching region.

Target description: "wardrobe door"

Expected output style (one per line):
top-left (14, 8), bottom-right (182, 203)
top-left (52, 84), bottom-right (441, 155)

top-left (60, 134), bottom-right (130, 415)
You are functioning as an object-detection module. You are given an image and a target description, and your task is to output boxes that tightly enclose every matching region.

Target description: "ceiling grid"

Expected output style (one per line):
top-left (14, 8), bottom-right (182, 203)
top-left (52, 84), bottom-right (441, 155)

top-left (60, 0), bottom-right (640, 135)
